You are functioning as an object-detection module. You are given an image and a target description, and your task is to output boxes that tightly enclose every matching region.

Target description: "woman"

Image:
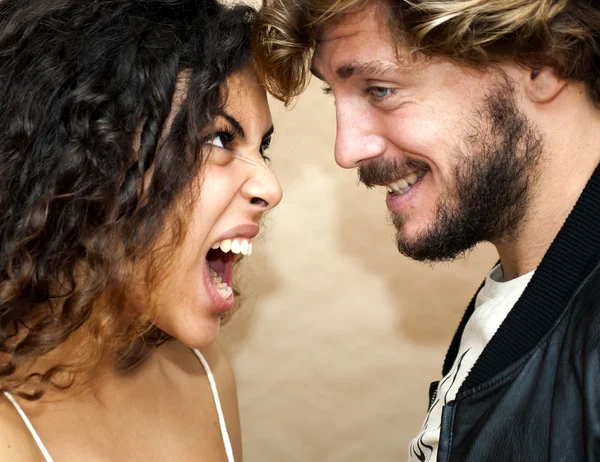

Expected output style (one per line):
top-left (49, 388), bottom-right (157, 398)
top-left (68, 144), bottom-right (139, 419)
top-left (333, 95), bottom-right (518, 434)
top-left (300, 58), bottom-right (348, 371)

top-left (0, 0), bottom-right (282, 460)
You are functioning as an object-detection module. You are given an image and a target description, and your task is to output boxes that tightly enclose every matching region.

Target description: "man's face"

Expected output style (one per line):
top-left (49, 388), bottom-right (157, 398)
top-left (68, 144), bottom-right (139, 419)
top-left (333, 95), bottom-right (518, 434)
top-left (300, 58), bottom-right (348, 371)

top-left (311, 4), bottom-right (543, 262)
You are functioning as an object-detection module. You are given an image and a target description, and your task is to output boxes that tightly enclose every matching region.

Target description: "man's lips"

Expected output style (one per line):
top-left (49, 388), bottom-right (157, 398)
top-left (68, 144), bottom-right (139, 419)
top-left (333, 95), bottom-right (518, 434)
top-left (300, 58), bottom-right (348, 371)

top-left (358, 158), bottom-right (430, 188)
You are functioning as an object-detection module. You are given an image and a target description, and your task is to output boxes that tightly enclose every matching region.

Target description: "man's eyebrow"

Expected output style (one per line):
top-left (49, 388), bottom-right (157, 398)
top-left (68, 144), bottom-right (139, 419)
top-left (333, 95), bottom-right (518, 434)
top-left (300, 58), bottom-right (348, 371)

top-left (335, 60), bottom-right (400, 80)
top-left (311, 59), bottom-right (400, 82)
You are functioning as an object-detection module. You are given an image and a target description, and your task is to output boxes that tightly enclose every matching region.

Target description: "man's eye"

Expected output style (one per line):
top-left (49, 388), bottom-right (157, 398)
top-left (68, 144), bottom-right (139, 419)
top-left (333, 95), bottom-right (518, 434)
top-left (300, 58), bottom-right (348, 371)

top-left (368, 87), bottom-right (393, 99)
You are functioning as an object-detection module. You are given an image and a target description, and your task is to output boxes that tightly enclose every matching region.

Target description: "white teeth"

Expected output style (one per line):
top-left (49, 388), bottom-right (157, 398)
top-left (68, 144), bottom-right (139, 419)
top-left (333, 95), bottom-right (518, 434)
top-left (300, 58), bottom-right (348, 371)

top-left (387, 186), bottom-right (393, 193)
top-left (220, 239), bottom-right (232, 253)
top-left (217, 286), bottom-right (233, 300)
top-left (208, 267), bottom-right (222, 284)
top-left (211, 238), bottom-right (253, 256)
top-left (390, 182), bottom-right (401, 193)
top-left (397, 178), bottom-right (409, 189)
top-left (208, 268), bottom-right (232, 299)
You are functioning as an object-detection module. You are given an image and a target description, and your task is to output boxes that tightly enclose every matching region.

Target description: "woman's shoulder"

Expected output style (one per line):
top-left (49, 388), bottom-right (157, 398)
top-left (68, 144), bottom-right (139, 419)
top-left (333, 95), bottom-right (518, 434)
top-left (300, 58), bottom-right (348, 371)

top-left (166, 341), bottom-right (239, 415)
top-left (157, 340), bottom-right (237, 391)
top-left (157, 340), bottom-right (241, 456)
top-left (0, 394), bottom-right (47, 461)
top-left (196, 343), bottom-right (242, 460)
top-left (196, 342), bottom-right (237, 392)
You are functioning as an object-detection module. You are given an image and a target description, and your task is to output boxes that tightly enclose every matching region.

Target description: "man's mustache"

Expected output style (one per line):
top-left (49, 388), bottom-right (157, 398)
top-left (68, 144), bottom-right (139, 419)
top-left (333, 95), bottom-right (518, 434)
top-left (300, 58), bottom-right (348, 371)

top-left (358, 157), bottom-right (429, 188)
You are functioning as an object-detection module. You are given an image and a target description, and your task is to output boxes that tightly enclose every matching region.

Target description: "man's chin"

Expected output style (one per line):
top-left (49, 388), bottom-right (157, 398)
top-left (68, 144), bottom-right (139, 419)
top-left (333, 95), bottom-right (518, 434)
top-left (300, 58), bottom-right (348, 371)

top-left (397, 240), bottom-right (464, 263)
top-left (392, 219), bottom-right (434, 259)
top-left (390, 210), bottom-right (434, 238)
top-left (390, 207), bottom-right (477, 262)
top-left (394, 228), bottom-right (433, 262)
top-left (395, 226), bottom-right (478, 263)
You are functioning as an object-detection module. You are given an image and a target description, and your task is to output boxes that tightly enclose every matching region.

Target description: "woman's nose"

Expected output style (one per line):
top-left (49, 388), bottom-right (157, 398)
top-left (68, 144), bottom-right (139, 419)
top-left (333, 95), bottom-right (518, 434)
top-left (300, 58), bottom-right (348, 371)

top-left (241, 161), bottom-right (283, 213)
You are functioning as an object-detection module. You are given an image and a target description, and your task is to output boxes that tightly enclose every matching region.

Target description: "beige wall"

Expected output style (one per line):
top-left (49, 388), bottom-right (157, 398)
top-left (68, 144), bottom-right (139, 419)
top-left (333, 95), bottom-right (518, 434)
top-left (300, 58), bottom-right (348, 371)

top-left (219, 78), bottom-right (498, 461)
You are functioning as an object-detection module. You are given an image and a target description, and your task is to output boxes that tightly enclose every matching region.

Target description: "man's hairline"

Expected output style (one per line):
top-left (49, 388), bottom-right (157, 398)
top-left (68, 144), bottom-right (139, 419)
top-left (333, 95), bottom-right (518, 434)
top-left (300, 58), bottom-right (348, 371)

top-left (306, 1), bottom-right (553, 88)
top-left (308, 3), bottom-right (421, 83)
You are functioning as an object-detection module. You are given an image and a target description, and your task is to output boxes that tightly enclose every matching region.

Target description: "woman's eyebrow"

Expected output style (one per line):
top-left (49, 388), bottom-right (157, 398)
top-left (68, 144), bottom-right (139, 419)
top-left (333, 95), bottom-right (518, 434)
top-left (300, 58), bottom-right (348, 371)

top-left (219, 113), bottom-right (274, 141)
top-left (221, 112), bottom-right (245, 139)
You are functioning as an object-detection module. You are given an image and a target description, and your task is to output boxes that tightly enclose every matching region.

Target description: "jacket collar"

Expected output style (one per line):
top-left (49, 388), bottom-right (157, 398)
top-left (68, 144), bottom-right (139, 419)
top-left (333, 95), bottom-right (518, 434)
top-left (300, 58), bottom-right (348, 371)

top-left (443, 163), bottom-right (600, 393)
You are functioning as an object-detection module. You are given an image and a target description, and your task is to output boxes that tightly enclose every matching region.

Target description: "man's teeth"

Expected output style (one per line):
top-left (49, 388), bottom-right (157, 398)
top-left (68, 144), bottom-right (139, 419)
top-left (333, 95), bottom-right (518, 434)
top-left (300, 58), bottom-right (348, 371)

top-left (211, 238), bottom-right (253, 256)
top-left (208, 267), bottom-right (233, 300)
top-left (386, 170), bottom-right (426, 194)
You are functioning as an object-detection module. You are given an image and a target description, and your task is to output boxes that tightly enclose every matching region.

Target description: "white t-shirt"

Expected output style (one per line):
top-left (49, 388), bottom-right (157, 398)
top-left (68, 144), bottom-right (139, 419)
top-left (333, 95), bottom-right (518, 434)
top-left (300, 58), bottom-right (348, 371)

top-left (408, 264), bottom-right (534, 462)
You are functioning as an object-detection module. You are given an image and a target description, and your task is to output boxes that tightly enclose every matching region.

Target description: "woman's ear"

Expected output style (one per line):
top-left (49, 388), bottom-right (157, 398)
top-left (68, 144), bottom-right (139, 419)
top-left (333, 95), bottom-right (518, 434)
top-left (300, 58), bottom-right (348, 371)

top-left (525, 67), bottom-right (567, 103)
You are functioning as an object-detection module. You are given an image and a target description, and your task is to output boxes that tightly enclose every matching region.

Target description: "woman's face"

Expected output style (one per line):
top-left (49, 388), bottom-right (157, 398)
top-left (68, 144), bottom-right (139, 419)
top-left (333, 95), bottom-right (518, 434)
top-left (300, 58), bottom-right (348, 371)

top-left (152, 67), bottom-right (282, 348)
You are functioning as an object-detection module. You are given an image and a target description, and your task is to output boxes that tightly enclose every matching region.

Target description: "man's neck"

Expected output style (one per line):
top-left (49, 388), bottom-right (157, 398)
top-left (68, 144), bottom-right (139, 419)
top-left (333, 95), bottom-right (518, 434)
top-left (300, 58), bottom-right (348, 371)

top-left (493, 79), bottom-right (600, 281)
top-left (496, 146), bottom-right (600, 282)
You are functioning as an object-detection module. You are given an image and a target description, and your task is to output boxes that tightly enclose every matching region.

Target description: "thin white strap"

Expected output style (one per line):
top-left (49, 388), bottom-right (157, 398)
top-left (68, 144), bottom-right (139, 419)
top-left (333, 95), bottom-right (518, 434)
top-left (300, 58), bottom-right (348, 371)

top-left (3, 391), bottom-right (54, 462)
top-left (192, 349), bottom-right (235, 462)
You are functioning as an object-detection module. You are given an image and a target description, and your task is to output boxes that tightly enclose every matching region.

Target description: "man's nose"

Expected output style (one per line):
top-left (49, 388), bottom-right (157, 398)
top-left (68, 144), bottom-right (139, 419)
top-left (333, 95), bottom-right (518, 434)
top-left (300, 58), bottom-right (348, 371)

top-left (334, 103), bottom-right (386, 169)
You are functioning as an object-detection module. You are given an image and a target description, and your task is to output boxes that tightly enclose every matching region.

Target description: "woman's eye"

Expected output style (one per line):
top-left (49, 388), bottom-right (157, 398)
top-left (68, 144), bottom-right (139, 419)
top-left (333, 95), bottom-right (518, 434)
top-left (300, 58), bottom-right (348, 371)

top-left (208, 135), bottom-right (224, 148)
top-left (205, 131), bottom-right (234, 149)
top-left (368, 87), bottom-right (393, 99)
top-left (260, 137), bottom-right (272, 161)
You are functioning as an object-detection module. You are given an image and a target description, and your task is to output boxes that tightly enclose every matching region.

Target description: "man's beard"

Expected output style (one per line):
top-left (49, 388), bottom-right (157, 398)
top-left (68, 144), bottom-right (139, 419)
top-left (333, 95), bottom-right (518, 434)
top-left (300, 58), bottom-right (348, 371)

top-left (358, 81), bottom-right (544, 262)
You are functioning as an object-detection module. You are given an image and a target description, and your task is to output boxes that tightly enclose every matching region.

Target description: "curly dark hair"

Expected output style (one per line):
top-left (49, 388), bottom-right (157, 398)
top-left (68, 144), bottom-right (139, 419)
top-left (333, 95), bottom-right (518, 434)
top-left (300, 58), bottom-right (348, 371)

top-left (0, 0), bottom-right (256, 399)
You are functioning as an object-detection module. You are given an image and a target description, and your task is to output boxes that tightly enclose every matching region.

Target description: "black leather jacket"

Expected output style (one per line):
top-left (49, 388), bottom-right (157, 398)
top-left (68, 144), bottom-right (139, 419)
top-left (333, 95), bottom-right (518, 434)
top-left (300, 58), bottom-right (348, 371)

top-left (435, 165), bottom-right (600, 462)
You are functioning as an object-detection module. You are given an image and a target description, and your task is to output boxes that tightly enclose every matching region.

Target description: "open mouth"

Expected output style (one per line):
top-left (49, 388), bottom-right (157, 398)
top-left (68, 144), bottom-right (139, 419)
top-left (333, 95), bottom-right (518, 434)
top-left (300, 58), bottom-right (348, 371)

top-left (385, 169), bottom-right (427, 195)
top-left (206, 238), bottom-right (253, 300)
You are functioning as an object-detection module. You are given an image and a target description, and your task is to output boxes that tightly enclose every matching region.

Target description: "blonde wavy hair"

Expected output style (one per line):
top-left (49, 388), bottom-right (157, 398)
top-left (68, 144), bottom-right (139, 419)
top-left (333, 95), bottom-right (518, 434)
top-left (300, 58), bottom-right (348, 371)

top-left (254, 0), bottom-right (600, 106)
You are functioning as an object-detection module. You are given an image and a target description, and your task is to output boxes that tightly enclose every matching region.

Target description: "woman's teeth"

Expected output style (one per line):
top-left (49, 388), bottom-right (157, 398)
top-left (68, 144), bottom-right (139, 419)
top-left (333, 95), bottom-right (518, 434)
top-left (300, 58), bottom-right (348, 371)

top-left (386, 169), bottom-right (426, 195)
top-left (211, 238), bottom-right (253, 255)
top-left (209, 267), bottom-right (233, 300)
top-left (208, 237), bottom-right (254, 300)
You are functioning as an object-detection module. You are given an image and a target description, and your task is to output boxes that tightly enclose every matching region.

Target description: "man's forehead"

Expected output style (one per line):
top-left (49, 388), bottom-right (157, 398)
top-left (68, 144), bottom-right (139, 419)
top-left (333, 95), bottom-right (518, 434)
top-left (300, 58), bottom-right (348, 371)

top-left (316, 3), bottom-right (384, 44)
top-left (311, 3), bottom-right (408, 75)
top-left (312, 30), bottom-right (415, 80)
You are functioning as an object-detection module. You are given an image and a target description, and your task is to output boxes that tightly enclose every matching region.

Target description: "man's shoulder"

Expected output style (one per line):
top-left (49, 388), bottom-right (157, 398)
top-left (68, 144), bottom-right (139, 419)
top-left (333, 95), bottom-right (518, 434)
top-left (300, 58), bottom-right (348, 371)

top-left (563, 265), bottom-right (600, 356)
top-left (572, 265), bottom-right (600, 316)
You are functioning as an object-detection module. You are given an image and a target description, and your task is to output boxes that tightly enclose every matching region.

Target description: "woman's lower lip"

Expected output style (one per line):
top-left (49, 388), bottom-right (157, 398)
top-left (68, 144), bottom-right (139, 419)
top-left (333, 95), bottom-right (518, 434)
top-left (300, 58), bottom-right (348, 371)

top-left (203, 265), bottom-right (235, 314)
top-left (385, 175), bottom-right (424, 212)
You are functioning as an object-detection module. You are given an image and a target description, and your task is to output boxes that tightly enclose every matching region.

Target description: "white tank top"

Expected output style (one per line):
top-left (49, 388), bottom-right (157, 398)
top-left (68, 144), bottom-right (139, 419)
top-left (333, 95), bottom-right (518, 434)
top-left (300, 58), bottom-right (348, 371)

top-left (2, 349), bottom-right (234, 462)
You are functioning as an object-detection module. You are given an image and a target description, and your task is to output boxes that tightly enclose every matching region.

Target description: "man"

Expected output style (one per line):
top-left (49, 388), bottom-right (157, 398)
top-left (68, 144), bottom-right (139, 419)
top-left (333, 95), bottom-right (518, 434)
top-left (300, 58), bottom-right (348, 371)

top-left (253, 0), bottom-right (600, 461)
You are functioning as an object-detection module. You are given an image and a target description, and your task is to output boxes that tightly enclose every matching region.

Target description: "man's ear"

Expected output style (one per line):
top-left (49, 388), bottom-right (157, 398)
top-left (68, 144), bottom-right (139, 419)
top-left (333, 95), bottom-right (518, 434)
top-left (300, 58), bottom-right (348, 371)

top-left (525, 67), bottom-right (567, 103)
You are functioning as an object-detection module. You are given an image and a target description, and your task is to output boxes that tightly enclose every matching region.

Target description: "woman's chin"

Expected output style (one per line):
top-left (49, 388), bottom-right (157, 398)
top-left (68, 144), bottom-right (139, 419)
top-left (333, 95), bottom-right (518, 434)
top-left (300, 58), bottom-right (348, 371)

top-left (157, 315), bottom-right (221, 350)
